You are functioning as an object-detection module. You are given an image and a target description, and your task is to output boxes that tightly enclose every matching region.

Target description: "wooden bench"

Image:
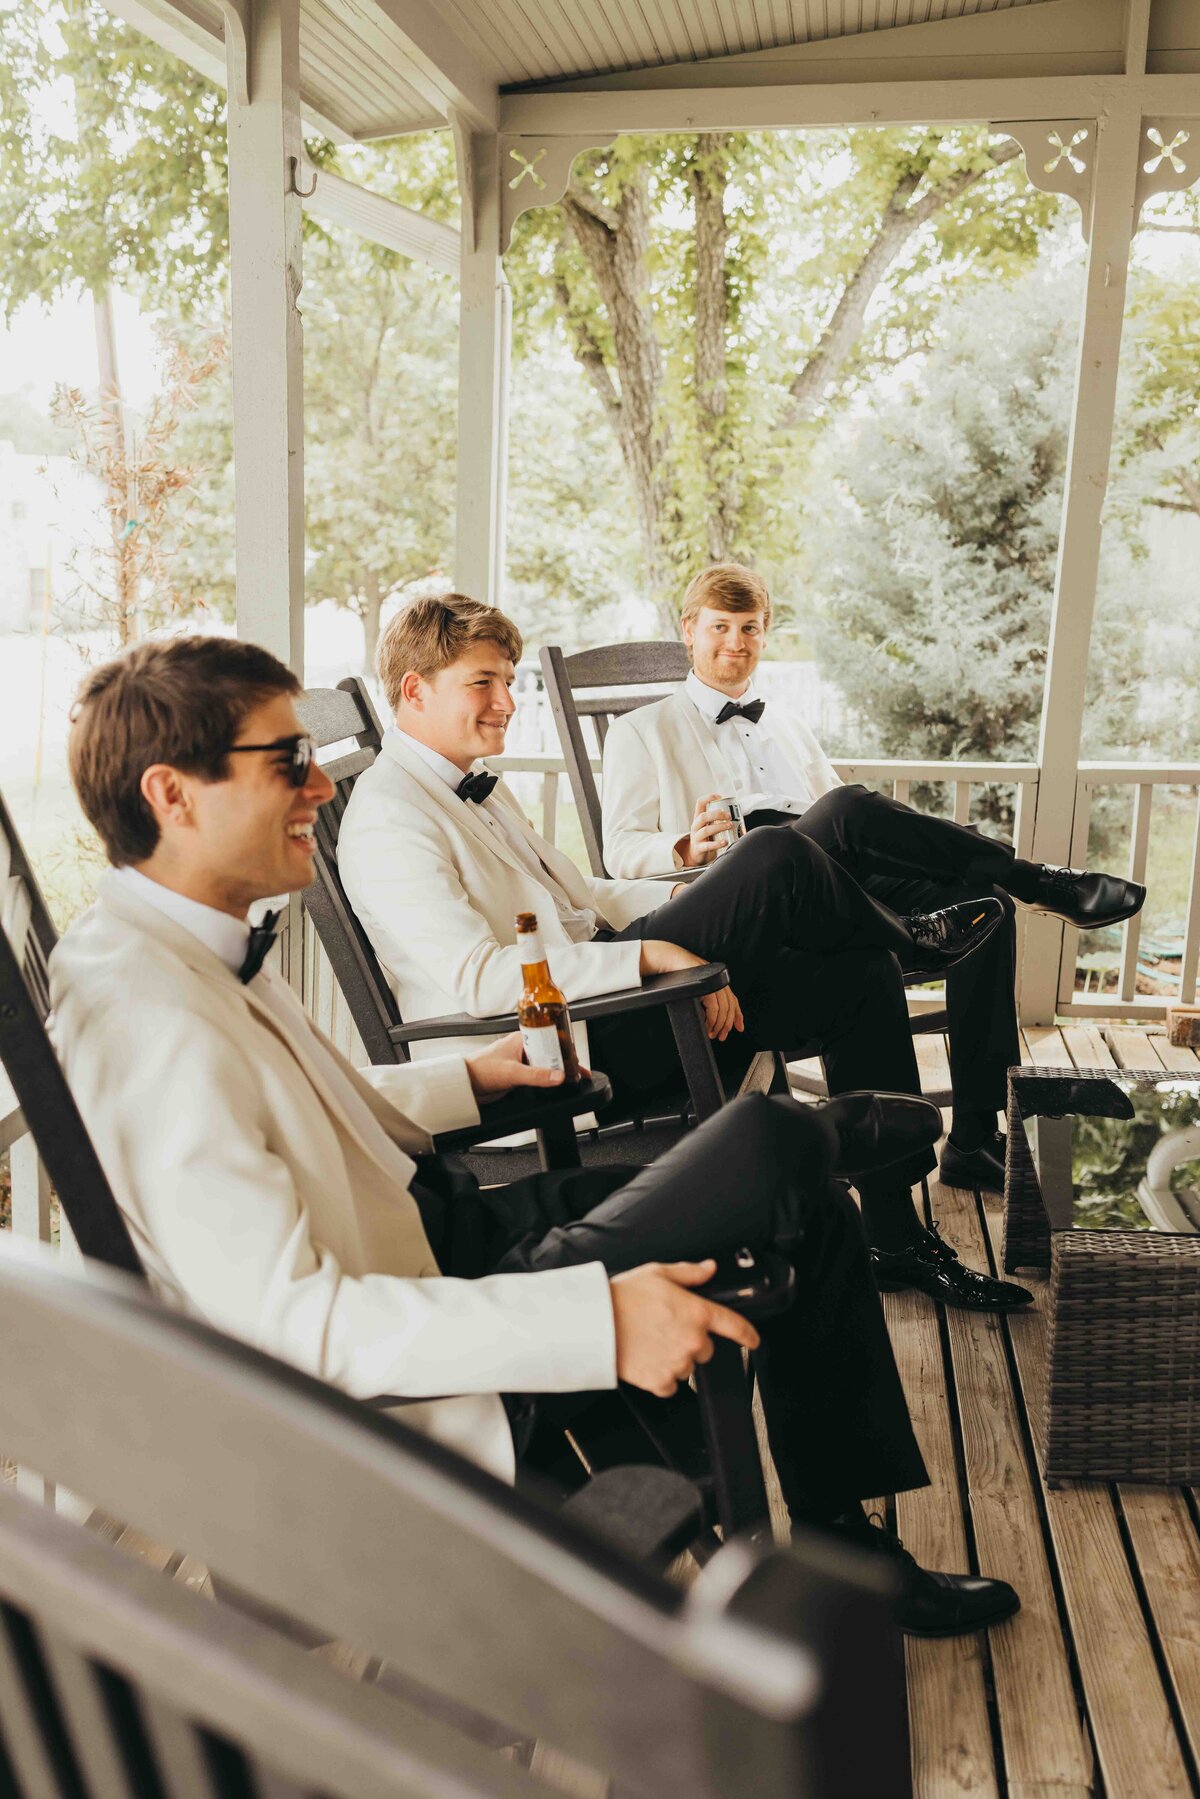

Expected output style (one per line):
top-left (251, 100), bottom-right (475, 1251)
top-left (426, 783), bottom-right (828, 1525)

top-left (0, 1238), bottom-right (912, 1798)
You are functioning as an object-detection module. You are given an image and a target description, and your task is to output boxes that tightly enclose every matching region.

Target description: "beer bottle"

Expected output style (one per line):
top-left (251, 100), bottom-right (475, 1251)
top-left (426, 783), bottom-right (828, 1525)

top-left (515, 911), bottom-right (581, 1083)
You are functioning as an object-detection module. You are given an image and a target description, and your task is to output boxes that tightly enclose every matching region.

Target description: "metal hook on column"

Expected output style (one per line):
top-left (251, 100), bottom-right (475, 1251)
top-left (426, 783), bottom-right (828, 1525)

top-left (287, 157), bottom-right (319, 199)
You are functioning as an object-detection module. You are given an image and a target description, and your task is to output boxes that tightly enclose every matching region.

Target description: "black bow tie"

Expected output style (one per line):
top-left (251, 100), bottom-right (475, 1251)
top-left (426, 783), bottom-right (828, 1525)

top-left (456, 770), bottom-right (498, 804)
top-left (238, 910), bottom-right (280, 985)
top-left (715, 698), bottom-right (766, 726)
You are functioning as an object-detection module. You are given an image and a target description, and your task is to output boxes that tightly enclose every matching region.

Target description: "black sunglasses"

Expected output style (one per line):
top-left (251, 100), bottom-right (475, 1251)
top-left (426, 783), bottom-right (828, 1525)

top-left (226, 734), bottom-right (315, 788)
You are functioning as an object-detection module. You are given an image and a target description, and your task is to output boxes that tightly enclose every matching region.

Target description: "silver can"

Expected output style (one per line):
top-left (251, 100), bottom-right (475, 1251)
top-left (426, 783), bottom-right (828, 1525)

top-left (708, 796), bottom-right (746, 853)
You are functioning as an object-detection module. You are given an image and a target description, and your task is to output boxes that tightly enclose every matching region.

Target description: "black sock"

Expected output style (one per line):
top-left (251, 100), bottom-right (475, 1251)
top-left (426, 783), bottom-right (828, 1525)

top-left (859, 1185), bottom-right (924, 1252)
top-left (948, 1109), bottom-right (999, 1153)
top-left (997, 856), bottom-right (1042, 904)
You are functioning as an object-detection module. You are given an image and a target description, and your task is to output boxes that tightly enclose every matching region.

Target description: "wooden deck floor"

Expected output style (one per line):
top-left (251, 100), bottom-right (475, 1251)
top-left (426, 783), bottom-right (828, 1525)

top-left (95, 1019), bottom-right (1200, 1798)
top-left (875, 1019), bottom-right (1200, 1799)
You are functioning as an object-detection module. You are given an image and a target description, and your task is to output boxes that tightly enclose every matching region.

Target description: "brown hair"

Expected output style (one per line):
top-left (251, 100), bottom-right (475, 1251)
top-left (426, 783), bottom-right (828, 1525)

top-left (375, 593), bottom-right (523, 714)
top-left (69, 635), bottom-right (300, 866)
top-left (681, 563), bottom-right (772, 630)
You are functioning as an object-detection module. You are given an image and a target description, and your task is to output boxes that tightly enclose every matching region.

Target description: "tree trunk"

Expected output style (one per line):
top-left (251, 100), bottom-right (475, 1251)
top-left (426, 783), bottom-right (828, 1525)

top-left (93, 285), bottom-right (137, 643)
top-left (560, 174), bottom-right (683, 633)
top-left (361, 569), bottom-right (384, 673)
top-left (690, 133), bottom-right (737, 562)
top-left (1173, 462), bottom-right (1200, 518)
top-left (779, 143), bottom-right (1021, 428)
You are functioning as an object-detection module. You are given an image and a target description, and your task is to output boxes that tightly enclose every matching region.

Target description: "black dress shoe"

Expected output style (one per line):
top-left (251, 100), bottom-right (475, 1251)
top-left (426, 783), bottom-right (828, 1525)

top-left (819, 1091), bottom-right (943, 1179)
top-left (1027, 865), bottom-right (1146, 929)
top-left (902, 897), bottom-right (1004, 978)
top-left (829, 1513), bottom-right (1021, 1639)
top-left (939, 1131), bottom-right (1006, 1193)
top-left (871, 1222), bottom-right (1033, 1310)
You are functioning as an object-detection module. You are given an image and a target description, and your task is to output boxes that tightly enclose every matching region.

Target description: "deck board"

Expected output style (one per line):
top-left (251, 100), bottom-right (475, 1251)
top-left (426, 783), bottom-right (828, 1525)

top-left (73, 1021), bottom-right (1200, 1796)
top-left (884, 1278), bottom-right (998, 1798)
top-left (894, 1019), bottom-right (1200, 1795)
top-left (931, 1179), bottom-right (1090, 1795)
top-left (984, 1208), bottom-right (1192, 1797)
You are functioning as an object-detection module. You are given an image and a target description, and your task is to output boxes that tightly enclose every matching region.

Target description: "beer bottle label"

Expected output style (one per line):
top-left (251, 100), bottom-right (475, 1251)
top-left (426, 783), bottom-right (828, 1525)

top-left (520, 1023), bottom-right (565, 1073)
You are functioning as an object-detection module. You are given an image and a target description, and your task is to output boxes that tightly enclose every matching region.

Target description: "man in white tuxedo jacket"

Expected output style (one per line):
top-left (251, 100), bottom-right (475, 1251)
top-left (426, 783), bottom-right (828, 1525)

top-left (337, 593), bottom-right (1034, 1317)
top-left (602, 563), bottom-right (1146, 1211)
top-left (48, 631), bottom-right (1021, 1637)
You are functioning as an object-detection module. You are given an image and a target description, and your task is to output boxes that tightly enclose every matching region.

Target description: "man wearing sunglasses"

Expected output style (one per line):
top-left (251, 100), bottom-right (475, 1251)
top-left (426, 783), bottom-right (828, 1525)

top-left (47, 634), bottom-right (1021, 1638)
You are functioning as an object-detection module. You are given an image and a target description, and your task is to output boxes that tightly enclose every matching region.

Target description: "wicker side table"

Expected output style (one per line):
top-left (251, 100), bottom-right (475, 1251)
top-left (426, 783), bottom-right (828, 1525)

top-left (1002, 1064), bottom-right (1123, 1273)
top-left (1003, 1064), bottom-right (1200, 1485)
top-left (1041, 1228), bottom-right (1200, 1484)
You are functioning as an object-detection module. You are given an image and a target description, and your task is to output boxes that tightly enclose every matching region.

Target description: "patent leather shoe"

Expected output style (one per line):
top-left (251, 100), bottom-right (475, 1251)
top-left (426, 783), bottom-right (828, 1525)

top-left (817, 1091), bottom-right (942, 1179)
top-left (871, 1221), bottom-right (1032, 1311)
top-left (939, 1131), bottom-right (1006, 1193)
top-left (1027, 865), bottom-right (1146, 929)
top-left (902, 897), bottom-right (1004, 978)
top-left (829, 1512), bottom-right (1021, 1638)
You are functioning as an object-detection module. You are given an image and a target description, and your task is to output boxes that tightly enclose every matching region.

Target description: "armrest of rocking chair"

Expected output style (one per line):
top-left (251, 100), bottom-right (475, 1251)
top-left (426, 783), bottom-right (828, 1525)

top-left (431, 1073), bottom-right (613, 1155)
top-left (387, 961), bottom-right (730, 1047)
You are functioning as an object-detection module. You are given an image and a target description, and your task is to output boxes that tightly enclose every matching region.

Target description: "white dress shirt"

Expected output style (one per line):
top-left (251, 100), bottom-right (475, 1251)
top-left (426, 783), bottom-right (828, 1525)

top-left (392, 728), bottom-right (597, 942)
top-left (683, 671), bottom-right (815, 817)
top-left (111, 865), bottom-right (422, 1196)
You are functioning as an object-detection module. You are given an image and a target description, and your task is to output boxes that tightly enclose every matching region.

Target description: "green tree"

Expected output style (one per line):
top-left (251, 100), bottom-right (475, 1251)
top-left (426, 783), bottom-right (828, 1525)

top-left (303, 226), bottom-right (457, 667)
top-left (508, 126), bottom-right (1055, 629)
top-left (803, 262), bottom-right (1085, 790)
top-left (1112, 260), bottom-right (1200, 524)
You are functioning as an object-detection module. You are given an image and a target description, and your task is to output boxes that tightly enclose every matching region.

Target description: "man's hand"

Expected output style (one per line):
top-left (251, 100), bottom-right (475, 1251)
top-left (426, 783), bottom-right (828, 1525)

top-left (675, 792), bottom-right (735, 869)
top-left (637, 939), bottom-right (745, 1042)
top-left (610, 1261), bottom-right (760, 1398)
top-left (465, 1032), bottom-right (588, 1103)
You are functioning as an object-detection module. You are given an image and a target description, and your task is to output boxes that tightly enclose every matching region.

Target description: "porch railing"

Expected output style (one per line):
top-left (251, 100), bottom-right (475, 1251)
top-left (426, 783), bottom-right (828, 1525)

top-left (1058, 762), bottom-right (1200, 1020)
top-left (494, 752), bottom-right (1200, 1022)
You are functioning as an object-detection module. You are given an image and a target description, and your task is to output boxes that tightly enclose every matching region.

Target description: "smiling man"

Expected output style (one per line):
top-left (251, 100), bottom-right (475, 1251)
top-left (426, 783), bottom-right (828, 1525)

top-left (335, 593), bottom-right (1035, 1313)
top-left (602, 563), bottom-right (1146, 1205)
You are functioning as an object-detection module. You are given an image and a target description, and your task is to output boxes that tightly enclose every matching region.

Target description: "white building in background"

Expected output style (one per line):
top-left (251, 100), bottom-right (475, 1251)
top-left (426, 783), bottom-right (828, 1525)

top-left (0, 440), bottom-right (103, 634)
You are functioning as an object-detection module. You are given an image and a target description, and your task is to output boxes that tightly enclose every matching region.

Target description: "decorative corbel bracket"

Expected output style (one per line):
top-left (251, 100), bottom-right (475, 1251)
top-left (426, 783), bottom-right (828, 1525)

top-left (995, 119), bottom-right (1095, 241)
top-left (1134, 119), bottom-right (1197, 234)
top-left (499, 135), bottom-right (615, 251)
top-left (216, 0), bottom-right (251, 108)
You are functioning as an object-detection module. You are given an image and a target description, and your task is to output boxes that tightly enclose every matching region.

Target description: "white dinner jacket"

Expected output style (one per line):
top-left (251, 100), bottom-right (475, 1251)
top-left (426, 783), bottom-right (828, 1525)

top-left (49, 876), bottom-right (617, 1483)
top-left (337, 731), bottom-right (664, 1063)
top-left (602, 686), bottom-right (842, 878)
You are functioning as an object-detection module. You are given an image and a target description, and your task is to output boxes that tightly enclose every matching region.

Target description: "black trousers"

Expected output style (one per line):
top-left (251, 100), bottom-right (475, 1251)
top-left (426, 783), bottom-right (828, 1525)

top-left (588, 821), bottom-right (936, 1193)
top-left (758, 786), bottom-right (1021, 1115)
top-left (414, 1094), bottom-right (929, 1522)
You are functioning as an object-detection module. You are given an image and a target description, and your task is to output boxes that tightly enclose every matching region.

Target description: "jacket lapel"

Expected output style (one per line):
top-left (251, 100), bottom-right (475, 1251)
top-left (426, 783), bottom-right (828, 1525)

top-left (667, 687), bottom-right (734, 793)
top-left (95, 880), bottom-right (431, 1165)
top-left (380, 733), bottom-right (538, 890)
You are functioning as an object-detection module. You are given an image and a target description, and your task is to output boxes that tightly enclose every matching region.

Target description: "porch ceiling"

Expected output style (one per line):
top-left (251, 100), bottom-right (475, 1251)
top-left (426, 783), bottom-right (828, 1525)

top-left (106, 0), bottom-right (1200, 143)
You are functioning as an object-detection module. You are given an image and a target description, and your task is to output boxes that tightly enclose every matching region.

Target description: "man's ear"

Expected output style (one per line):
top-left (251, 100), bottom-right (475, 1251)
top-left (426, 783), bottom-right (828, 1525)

top-left (398, 669), bottom-right (425, 710)
top-left (140, 764), bottom-right (191, 830)
top-left (680, 614), bottom-right (693, 650)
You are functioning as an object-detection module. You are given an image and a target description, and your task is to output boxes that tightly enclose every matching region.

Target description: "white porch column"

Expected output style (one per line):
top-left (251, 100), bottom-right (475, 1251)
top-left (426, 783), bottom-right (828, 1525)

top-left (1020, 104), bottom-right (1143, 1024)
top-left (225, 0), bottom-right (305, 673)
top-left (454, 129), bottom-right (510, 605)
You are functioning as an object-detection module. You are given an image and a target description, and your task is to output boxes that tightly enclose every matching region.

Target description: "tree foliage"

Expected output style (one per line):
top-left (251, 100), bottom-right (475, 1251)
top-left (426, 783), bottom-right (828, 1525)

top-left (0, 0), bottom-right (233, 318)
top-left (804, 263), bottom-right (1077, 777)
top-left (52, 326), bottom-right (228, 639)
top-left (507, 126), bottom-right (1058, 625)
top-left (802, 251), bottom-right (1200, 797)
